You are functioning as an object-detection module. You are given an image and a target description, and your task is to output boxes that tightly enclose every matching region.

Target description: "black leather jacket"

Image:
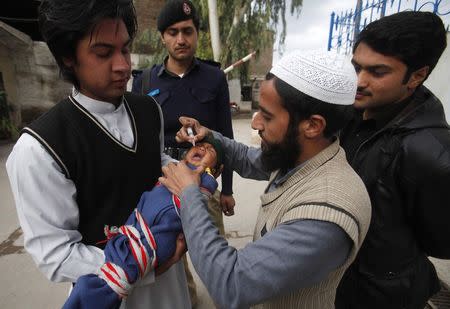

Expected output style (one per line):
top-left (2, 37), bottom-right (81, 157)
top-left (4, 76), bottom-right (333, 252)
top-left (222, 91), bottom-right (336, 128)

top-left (336, 86), bottom-right (450, 309)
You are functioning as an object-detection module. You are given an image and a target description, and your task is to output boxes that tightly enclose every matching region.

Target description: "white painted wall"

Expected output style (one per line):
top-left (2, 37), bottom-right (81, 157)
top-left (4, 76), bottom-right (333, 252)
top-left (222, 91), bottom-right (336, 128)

top-left (228, 78), bottom-right (241, 104)
top-left (424, 33), bottom-right (450, 120)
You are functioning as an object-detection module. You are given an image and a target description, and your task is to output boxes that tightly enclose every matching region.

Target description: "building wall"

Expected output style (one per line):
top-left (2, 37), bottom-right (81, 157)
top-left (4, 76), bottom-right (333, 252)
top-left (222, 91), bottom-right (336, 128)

top-left (424, 32), bottom-right (450, 119)
top-left (13, 42), bottom-right (72, 125)
top-left (134, 0), bottom-right (165, 37)
top-left (0, 21), bottom-right (72, 127)
top-left (0, 45), bottom-right (18, 110)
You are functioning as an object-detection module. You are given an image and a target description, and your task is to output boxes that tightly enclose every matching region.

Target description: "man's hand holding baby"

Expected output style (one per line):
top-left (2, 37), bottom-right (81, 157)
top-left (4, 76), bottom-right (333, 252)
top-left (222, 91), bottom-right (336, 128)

top-left (159, 161), bottom-right (205, 197)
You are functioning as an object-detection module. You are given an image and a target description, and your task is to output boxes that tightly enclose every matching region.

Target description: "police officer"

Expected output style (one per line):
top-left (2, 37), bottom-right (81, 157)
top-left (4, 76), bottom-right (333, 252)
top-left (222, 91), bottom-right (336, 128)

top-left (132, 0), bottom-right (235, 305)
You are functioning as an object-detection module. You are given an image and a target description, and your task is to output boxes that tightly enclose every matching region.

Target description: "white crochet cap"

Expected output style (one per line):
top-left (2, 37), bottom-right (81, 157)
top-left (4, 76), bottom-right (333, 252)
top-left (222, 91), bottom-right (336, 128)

top-left (270, 49), bottom-right (357, 105)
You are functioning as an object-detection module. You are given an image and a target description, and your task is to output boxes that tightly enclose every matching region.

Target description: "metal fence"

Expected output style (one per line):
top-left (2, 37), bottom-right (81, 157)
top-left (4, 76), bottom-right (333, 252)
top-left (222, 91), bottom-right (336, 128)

top-left (328, 0), bottom-right (450, 55)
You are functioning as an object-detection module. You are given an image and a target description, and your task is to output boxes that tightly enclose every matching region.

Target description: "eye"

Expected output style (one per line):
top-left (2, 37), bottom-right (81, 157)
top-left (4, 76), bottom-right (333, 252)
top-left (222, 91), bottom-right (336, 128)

top-left (93, 47), bottom-right (112, 58)
top-left (257, 109), bottom-right (271, 121)
top-left (166, 29), bottom-right (178, 36)
top-left (96, 51), bottom-right (112, 58)
top-left (370, 70), bottom-right (388, 78)
top-left (183, 28), bottom-right (194, 35)
top-left (262, 114), bottom-right (271, 121)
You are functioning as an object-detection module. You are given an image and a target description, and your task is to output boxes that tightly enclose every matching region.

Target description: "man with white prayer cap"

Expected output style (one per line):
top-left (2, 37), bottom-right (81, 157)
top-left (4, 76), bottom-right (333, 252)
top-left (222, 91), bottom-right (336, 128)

top-left (158, 49), bottom-right (372, 309)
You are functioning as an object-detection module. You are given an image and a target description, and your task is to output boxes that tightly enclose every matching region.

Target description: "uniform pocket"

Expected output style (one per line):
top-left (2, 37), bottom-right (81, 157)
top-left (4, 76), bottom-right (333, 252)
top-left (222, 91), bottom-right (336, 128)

top-left (190, 87), bottom-right (216, 104)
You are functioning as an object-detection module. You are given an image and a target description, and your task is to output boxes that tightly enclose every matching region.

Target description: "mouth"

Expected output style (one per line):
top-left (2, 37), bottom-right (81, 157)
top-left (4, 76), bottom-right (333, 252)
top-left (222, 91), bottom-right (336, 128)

top-left (112, 78), bottom-right (129, 87)
top-left (258, 132), bottom-right (268, 148)
top-left (191, 151), bottom-right (204, 161)
top-left (258, 131), bottom-right (265, 141)
top-left (355, 91), bottom-right (371, 100)
top-left (175, 48), bottom-right (189, 53)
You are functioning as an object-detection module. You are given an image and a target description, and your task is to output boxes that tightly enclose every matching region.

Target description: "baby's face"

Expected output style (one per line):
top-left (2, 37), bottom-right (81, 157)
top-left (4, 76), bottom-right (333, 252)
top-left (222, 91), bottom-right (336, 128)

top-left (185, 142), bottom-right (217, 169)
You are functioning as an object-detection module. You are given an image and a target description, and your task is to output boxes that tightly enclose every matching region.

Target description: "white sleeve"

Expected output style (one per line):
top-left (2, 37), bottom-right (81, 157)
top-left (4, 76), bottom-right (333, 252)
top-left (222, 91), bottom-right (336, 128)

top-left (6, 133), bottom-right (105, 283)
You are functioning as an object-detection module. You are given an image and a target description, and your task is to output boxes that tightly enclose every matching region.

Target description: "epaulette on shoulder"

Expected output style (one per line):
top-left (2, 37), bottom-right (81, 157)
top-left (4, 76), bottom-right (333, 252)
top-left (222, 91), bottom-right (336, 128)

top-left (198, 58), bottom-right (221, 68)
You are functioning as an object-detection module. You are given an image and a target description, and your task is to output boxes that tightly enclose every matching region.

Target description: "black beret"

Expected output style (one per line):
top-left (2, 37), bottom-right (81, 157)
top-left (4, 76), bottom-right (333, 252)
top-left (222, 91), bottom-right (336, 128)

top-left (157, 0), bottom-right (199, 33)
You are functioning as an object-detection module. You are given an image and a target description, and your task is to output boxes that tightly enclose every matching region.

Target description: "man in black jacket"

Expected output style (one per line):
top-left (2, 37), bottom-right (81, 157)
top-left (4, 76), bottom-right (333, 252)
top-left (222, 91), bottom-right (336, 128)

top-left (336, 11), bottom-right (450, 309)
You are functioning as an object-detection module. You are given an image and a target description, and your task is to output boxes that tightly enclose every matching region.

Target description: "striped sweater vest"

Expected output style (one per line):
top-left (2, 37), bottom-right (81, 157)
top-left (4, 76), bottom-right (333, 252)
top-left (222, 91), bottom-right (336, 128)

top-left (252, 140), bottom-right (371, 309)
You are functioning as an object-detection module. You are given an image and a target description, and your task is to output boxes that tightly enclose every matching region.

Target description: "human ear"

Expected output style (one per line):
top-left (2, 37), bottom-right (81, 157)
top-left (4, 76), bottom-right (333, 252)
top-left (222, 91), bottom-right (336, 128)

top-left (407, 66), bottom-right (429, 89)
top-left (301, 115), bottom-right (326, 139)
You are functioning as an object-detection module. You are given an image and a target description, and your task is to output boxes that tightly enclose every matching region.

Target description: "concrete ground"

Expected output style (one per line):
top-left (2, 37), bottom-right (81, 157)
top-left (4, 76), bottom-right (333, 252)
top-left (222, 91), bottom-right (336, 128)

top-left (1, 115), bottom-right (449, 308)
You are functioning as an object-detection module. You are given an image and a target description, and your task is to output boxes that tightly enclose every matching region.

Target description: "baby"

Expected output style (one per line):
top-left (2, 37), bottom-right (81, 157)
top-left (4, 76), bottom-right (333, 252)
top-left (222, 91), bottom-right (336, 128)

top-left (63, 135), bottom-right (223, 309)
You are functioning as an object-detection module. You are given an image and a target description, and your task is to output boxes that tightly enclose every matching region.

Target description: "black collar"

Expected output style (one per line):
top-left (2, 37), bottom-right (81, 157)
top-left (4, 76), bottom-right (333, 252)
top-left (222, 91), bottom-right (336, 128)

top-left (158, 56), bottom-right (200, 77)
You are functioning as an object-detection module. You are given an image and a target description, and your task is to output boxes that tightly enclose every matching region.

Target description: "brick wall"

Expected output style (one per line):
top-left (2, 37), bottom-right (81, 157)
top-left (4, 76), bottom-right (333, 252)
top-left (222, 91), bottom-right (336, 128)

top-left (134, 0), bottom-right (165, 37)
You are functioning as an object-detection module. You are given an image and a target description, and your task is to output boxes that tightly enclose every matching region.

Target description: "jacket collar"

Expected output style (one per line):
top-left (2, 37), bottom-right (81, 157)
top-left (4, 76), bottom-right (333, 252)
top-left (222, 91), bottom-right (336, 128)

top-left (157, 56), bottom-right (200, 77)
top-left (351, 86), bottom-right (449, 133)
top-left (387, 86), bottom-right (449, 131)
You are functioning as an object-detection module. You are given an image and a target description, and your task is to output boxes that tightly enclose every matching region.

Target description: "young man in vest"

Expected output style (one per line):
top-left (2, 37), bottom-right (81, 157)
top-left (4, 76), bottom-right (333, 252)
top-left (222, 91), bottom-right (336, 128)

top-left (132, 1), bottom-right (235, 304)
top-left (6, 0), bottom-right (191, 307)
top-left (159, 50), bottom-right (372, 309)
top-left (335, 11), bottom-right (450, 309)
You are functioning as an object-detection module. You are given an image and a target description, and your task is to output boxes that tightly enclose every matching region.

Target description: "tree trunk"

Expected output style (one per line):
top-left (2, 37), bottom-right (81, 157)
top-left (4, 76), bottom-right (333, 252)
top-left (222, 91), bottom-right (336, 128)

top-left (207, 0), bottom-right (222, 61)
top-left (222, 1), bottom-right (250, 62)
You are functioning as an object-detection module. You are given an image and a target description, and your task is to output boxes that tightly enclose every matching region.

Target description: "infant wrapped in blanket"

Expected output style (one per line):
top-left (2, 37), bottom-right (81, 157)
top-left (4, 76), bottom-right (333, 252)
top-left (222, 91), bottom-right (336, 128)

top-left (63, 136), bottom-right (223, 309)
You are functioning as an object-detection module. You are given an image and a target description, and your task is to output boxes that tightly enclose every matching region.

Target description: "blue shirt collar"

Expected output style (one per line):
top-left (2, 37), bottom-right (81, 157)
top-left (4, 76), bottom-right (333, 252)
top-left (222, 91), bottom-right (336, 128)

top-left (272, 161), bottom-right (308, 188)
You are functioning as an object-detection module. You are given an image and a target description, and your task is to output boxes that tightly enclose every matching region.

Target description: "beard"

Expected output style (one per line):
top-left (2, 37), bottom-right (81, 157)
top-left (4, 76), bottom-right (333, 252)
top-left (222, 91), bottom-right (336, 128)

top-left (260, 127), bottom-right (301, 172)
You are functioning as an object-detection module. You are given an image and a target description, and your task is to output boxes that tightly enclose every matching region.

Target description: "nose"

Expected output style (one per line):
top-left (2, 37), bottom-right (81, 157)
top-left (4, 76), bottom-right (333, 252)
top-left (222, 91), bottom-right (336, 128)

top-left (251, 111), bottom-right (263, 131)
top-left (176, 32), bottom-right (186, 45)
top-left (112, 51), bottom-right (131, 73)
top-left (357, 70), bottom-right (369, 89)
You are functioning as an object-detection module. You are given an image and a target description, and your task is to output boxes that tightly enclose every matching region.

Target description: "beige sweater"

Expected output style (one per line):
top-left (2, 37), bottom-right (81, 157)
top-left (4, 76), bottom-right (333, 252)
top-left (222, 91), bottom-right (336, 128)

top-left (253, 140), bottom-right (371, 309)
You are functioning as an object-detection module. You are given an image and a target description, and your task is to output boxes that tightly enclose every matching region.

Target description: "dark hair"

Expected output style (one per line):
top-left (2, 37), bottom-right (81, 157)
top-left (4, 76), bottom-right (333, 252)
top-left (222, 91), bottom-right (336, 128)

top-left (354, 11), bottom-right (447, 81)
top-left (266, 73), bottom-right (352, 139)
top-left (157, 0), bottom-right (200, 33)
top-left (38, 0), bottom-right (137, 89)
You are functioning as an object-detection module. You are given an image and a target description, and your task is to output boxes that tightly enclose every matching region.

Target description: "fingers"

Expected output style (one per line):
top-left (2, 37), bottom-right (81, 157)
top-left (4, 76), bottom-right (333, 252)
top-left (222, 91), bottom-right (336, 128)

top-left (175, 127), bottom-right (188, 143)
top-left (160, 162), bottom-right (175, 178)
top-left (173, 233), bottom-right (187, 258)
top-left (155, 234), bottom-right (187, 277)
top-left (177, 117), bottom-right (195, 144)
top-left (159, 163), bottom-right (180, 195)
top-left (179, 116), bottom-right (196, 127)
top-left (220, 194), bottom-right (236, 216)
top-left (159, 162), bottom-right (201, 196)
top-left (177, 116), bottom-right (209, 143)
top-left (175, 128), bottom-right (192, 144)
top-left (223, 203), bottom-right (235, 216)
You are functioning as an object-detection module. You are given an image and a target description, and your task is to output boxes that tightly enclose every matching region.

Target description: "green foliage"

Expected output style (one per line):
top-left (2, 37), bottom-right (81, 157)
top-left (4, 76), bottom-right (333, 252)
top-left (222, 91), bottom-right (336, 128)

top-left (193, 0), bottom-right (303, 79)
top-left (132, 29), bottom-right (166, 68)
top-left (0, 91), bottom-right (17, 140)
